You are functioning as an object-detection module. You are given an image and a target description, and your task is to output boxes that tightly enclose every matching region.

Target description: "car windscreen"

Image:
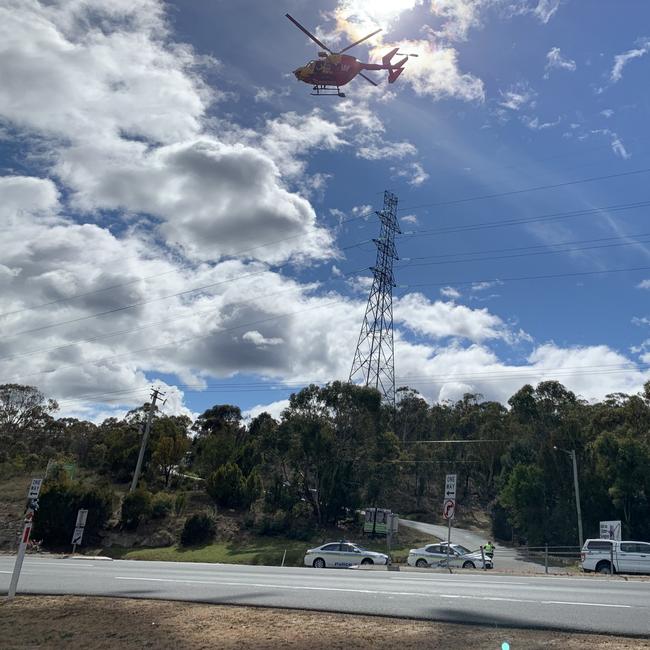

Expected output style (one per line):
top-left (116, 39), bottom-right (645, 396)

top-left (454, 545), bottom-right (471, 555)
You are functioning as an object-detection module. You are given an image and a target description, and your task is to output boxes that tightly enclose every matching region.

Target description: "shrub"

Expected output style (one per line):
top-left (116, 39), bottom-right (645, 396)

top-left (206, 463), bottom-right (245, 509)
top-left (244, 470), bottom-right (262, 509)
top-left (180, 513), bottom-right (216, 547)
top-left (151, 493), bottom-right (173, 519)
top-left (174, 493), bottom-right (187, 515)
top-left (120, 489), bottom-right (153, 530)
top-left (32, 482), bottom-right (113, 548)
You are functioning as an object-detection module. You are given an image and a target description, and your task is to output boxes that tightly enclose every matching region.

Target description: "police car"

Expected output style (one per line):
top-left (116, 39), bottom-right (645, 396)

top-left (304, 541), bottom-right (390, 568)
top-left (407, 542), bottom-right (493, 569)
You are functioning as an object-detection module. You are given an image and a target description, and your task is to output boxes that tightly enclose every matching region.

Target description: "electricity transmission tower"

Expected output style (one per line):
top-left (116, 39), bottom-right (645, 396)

top-left (349, 190), bottom-right (400, 407)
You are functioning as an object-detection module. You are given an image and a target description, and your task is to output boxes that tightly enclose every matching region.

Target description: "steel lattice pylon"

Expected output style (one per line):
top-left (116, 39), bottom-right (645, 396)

top-left (349, 190), bottom-right (400, 406)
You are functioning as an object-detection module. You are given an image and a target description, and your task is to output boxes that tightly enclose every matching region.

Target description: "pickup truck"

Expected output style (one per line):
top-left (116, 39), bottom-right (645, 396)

top-left (581, 539), bottom-right (650, 574)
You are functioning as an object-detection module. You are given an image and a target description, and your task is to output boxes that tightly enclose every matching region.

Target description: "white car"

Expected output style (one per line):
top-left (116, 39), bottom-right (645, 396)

top-left (581, 539), bottom-right (650, 574)
top-left (304, 541), bottom-right (390, 568)
top-left (408, 542), bottom-right (493, 569)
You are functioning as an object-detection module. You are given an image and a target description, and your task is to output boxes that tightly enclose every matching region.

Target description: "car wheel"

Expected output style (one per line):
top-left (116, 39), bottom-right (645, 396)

top-left (596, 561), bottom-right (613, 574)
top-left (313, 558), bottom-right (326, 569)
top-left (416, 559), bottom-right (428, 568)
top-left (462, 561), bottom-right (475, 569)
top-left (361, 558), bottom-right (374, 565)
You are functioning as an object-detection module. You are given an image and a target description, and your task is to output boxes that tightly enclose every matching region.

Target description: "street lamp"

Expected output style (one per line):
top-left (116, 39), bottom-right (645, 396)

top-left (553, 446), bottom-right (584, 549)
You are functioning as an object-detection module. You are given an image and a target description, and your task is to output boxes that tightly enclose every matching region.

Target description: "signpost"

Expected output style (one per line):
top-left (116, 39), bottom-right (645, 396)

top-left (71, 509), bottom-right (89, 554)
top-left (599, 520), bottom-right (621, 541)
top-left (8, 478), bottom-right (43, 599)
top-left (443, 474), bottom-right (457, 571)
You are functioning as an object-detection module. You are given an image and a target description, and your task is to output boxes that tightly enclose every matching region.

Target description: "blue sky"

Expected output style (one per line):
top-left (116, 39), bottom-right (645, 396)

top-left (1, 0), bottom-right (650, 422)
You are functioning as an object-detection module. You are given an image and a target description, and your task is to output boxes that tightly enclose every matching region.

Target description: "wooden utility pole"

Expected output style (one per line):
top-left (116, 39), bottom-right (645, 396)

top-left (130, 388), bottom-right (164, 492)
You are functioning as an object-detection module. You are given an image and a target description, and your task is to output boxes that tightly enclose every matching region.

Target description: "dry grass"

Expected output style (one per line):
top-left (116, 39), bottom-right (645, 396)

top-left (1, 596), bottom-right (648, 650)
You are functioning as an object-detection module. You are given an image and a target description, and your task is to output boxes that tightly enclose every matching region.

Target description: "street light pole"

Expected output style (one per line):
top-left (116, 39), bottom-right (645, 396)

top-left (570, 449), bottom-right (584, 549)
top-left (554, 446), bottom-right (583, 549)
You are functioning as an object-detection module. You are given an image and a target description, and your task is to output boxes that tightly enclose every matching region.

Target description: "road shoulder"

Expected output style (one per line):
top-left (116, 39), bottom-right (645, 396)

top-left (1, 596), bottom-right (648, 649)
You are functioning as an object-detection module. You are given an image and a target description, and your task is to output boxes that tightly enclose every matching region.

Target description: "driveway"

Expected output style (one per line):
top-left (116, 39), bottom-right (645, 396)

top-left (399, 518), bottom-right (564, 574)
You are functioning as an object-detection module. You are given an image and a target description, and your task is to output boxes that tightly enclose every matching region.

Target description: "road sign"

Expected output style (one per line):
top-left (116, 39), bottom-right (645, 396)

top-left (442, 498), bottom-right (456, 520)
top-left (71, 527), bottom-right (85, 545)
top-left (28, 478), bottom-right (43, 500)
top-left (599, 520), bottom-right (621, 541)
top-left (445, 474), bottom-right (457, 499)
top-left (9, 478), bottom-right (41, 599)
top-left (75, 509), bottom-right (88, 528)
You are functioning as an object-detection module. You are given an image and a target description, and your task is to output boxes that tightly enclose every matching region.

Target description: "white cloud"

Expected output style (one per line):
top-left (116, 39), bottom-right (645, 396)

top-left (395, 292), bottom-right (514, 342)
top-left (544, 47), bottom-right (576, 77)
top-left (376, 39), bottom-right (485, 101)
top-left (600, 109), bottom-right (614, 118)
top-left (471, 280), bottom-right (503, 292)
top-left (440, 286), bottom-right (461, 299)
top-left (522, 115), bottom-right (561, 130)
top-left (401, 214), bottom-right (419, 225)
top-left (610, 38), bottom-right (650, 83)
top-left (242, 331), bottom-right (284, 347)
top-left (533, 0), bottom-right (561, 23)
top-left (637, 280), bottom-right (650, 290)
top-left (391, 162), bottom-right (430, 186)
top-left (431, 0), bottom-right (489, 42)
top-left (498, 82), bottom-right (536, 111)
top-left (244, 399), bottom-right (290, 421)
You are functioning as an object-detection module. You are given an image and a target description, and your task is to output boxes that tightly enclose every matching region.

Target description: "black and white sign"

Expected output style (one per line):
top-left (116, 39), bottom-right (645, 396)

top-left (445, 474), bottom-right (457, 499)
top-left (599, 520), bottom-right (621, 541)
top-left (28, 478), bottom-right (43, 500)
top-left (75, 509), bottom-right (88, 528)
top-left (71, 527), bottom-right (85, 546)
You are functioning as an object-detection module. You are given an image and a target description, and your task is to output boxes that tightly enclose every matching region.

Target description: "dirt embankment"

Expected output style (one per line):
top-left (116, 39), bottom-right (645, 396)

top-left (1, 596), bottom-right (648, 650)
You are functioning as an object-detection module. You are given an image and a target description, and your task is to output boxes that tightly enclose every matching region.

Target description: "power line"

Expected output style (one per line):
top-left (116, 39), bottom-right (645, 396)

top-left (401, 200), bottom-right (650, 239)
top-left (0, 278), bottom-right (359, 364)
top-left (396, 233), bottom-right (650, 269)
top-left (5, 298), bottom-right (345, 384)
top-left (0, 237), bottom-right (372, 321)
top-left (398, 167), bottom-right (650, 212)
top-left (400, 263), bottom-right (650, 289)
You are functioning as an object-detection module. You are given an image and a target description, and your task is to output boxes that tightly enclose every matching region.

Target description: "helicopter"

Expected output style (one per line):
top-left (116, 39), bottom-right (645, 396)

top-left (286, 13), bottom-right (417, 97)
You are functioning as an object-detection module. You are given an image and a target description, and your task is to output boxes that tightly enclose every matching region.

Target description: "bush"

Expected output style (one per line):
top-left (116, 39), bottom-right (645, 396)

top-left (32, 481), bottom-right (113, 548)
top-left (207, 463), bottom-right (261, 510)
top-left (207, 463), bottom-right (245, 509)
top-left (174, 493), bottom-right (187, 516)
top-left (121, 489), bottom-right (153, 530)
top-left (151, 493), bottom-right (173, 519)
top-left (180, 513), bottom-right (216, 547)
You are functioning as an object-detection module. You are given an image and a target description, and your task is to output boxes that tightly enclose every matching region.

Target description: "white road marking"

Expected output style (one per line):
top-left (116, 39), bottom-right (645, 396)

top-left (114, 577), bottom-right (634, 608)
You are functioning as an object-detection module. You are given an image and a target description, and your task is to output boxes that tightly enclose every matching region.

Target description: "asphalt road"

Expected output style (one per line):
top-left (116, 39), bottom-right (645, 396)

top-left (400, 519), bottom-right (558, 573)
top-left (2, 556), bottom-right (649, 637)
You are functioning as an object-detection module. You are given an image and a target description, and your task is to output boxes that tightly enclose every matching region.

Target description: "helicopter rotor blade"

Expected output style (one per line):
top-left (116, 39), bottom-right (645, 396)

top-left (285, 14), bottom-right (333, 53)
top-left (358, 72), bottom-right (379, 86)
top-left (338, 28), bottom-right (382, 54)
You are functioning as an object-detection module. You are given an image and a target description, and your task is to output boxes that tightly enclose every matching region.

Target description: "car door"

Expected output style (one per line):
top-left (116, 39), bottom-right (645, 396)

top-left (424, 544), bottom-right (443, 565)
top-left (618, 542), bottom-right (638, 573)
top-left (319, 543), bottom-right (342, 567)
top-left (636, 542), bottom-right (650, 574)
top-left (339, 543), bottom-right (359, 566)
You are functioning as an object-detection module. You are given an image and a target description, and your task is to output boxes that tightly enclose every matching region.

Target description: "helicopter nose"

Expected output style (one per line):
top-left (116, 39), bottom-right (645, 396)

top-left (293, 67), bottom-right (303, 79)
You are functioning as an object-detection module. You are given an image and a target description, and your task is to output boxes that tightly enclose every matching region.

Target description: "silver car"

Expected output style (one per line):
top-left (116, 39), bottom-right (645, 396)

top-left (304, 541), bottom-right (389, 568)
top-left (408, 542), bottom-right (493, 569)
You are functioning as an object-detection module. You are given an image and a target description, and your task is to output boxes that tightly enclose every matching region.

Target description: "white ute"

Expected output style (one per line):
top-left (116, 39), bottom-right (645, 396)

top-left (581, 539), bottom-right (650, 574)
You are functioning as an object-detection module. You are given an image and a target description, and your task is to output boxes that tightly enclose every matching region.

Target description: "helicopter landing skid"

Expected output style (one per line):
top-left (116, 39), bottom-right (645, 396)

top-left (311, 85), bottom-right (345, 98)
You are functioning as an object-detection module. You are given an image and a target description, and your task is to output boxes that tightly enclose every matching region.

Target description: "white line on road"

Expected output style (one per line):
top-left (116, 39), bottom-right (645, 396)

top-left (114, 576), bottom-right (634, 608)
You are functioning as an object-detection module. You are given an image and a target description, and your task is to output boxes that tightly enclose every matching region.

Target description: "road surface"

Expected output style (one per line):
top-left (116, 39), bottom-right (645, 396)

top-left (400, 518), bottom-right (558, 573)
top-left (1, 556), bottom-right (648, 637)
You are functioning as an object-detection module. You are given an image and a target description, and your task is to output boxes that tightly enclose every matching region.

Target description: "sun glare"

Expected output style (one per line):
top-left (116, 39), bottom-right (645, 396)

top-left (336, 0), bottom-right (422, 39)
